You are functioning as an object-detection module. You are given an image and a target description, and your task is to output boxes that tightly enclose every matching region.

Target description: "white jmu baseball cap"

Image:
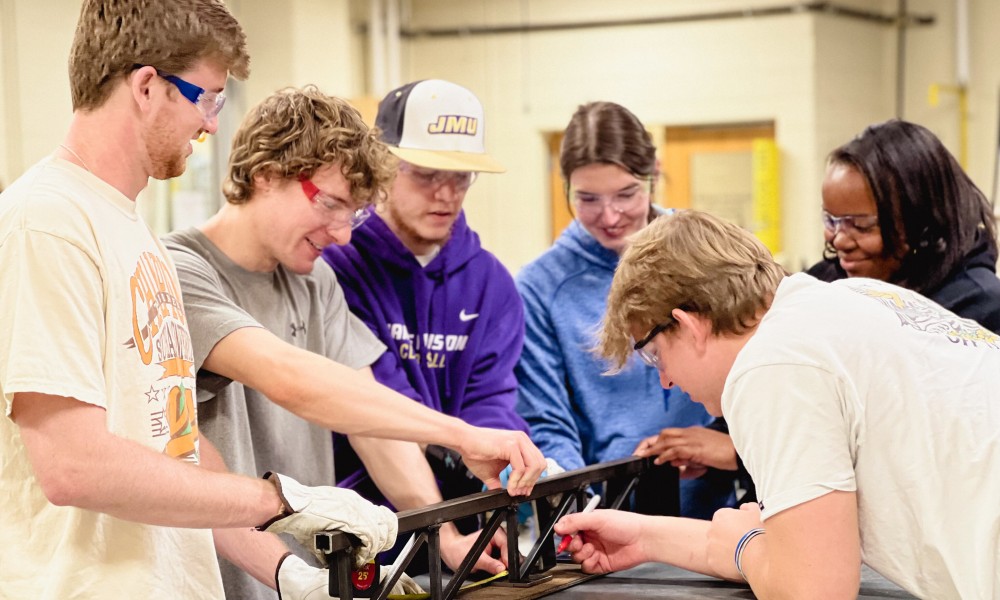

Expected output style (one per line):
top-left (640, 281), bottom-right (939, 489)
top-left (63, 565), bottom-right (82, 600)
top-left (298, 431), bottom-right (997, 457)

top-left (375, 79), bottom-right (505, 173)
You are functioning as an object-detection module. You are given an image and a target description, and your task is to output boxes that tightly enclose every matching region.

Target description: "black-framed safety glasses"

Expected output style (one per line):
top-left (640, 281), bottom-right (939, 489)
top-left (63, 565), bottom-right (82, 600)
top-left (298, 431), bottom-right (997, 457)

top-left (633, 319), bottom-right (675, 368)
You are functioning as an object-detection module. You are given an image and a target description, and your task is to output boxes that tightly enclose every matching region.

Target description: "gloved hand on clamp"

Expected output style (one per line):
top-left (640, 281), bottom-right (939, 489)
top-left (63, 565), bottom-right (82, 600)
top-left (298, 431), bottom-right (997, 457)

top-left (258, 472), bottom-right (398, 567)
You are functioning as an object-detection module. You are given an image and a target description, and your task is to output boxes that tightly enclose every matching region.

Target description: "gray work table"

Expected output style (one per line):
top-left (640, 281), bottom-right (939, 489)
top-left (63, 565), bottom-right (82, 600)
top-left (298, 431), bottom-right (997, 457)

top-left (544, 563), bottom-right (916, 599)
top-left (418, 562), bottom-right (916, 599)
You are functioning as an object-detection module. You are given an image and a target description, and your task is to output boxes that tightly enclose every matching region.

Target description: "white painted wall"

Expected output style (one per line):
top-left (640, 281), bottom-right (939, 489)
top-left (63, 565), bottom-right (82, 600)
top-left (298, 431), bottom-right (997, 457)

top-left (0, 0), bottom-right (356, 223)
top-left (235, 0), bottom-right (359, 106)
top-left (967, 0), bottom-right (1000, 202)
top-left (0, 0), bottom-right (77, 188)
top-left (391, 0), bottom-right (991, 272)
top-left (1, 0), bottom-right (996, 272)
top-left (396, 2), bottom-right (887, 270)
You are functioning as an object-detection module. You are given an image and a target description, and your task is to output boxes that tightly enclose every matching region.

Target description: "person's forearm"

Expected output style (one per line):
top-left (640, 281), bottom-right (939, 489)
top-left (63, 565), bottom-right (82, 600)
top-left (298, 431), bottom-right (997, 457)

top-left (350, 436), bottom-right (444, 510)
top-left (350, 436), bottom-right (467, 554)
top-left (213, 527), bottom-right (287, 589)
top-left (738, 537), bottom-right (850, 600)
top-left (16, 393), bottom-right (283, 529)
top-left (741, 546), bottom-right (859, 600)
top-left (66, 436), bottom-right (281, 528)
top-left (202, 440), bottom-right (286, 590)
top-left (204, 328), bottom-right (470, 448)
top-left (643, 516), bottom-right (717, 577)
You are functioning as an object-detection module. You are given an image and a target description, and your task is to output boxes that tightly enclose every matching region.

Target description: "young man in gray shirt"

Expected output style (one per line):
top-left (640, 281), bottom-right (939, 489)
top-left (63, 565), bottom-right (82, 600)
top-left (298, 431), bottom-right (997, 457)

top-left (164, 86), bottom-right (545, 600)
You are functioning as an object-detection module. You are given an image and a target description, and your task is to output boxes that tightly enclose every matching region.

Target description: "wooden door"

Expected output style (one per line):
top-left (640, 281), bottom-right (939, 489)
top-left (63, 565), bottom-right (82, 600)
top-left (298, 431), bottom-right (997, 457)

top-left (662, 123), bottom-right (780, 253)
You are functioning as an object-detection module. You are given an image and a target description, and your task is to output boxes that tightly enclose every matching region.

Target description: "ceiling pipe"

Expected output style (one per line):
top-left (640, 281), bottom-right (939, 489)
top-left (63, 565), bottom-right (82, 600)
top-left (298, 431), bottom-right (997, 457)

top-left (370, 1), bottom-right (934, 39)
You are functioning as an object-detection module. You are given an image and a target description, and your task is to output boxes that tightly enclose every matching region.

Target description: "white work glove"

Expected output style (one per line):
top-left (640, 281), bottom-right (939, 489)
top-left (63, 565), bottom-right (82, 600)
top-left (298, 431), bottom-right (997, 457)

top-left (258, 472), bottom-right (398, 566)
top-left (276, 554), bottom-right (425, 600)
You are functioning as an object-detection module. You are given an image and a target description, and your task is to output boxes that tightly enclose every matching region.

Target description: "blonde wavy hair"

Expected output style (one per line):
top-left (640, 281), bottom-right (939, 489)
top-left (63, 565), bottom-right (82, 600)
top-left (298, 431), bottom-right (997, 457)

top-left (69, 0), bottom-right (249, 110)
top-left (600, 210), bottom-right (786, 370)
top-left (223, 86), bottom-right (395, 208)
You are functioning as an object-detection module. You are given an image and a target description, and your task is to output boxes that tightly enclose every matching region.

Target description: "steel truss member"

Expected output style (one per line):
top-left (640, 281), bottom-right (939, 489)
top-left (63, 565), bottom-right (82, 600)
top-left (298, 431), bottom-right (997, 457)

top-left (317, 456), bottom-right (678, 599)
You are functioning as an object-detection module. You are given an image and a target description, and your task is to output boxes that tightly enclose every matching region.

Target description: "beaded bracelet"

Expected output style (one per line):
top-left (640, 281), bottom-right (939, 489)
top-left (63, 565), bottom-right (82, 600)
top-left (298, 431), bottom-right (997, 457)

top-left (734, 527), bottom-right (766, 582)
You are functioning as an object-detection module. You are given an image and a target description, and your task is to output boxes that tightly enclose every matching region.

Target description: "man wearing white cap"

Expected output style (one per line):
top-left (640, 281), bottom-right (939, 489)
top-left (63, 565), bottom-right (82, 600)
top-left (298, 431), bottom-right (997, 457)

top-left (324, 80), bottom-right (529, 574)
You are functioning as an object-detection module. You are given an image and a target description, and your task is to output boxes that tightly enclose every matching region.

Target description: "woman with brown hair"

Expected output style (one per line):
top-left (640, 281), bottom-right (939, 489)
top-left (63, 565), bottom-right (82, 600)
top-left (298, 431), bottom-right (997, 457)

top-left (515, 101), bottom-right (742, 519)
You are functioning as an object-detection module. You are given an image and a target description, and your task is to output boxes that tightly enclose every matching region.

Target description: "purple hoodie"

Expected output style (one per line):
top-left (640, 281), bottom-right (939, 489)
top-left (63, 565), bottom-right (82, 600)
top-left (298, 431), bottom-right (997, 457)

top-left (323, 211), bottom-right (528, 498)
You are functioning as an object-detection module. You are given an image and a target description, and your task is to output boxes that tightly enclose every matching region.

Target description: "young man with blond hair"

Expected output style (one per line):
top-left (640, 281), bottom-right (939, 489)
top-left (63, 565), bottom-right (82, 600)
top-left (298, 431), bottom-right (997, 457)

top-left (555, 210), bottom-right (1000, 599)
top-left (164, 85), bottom-right (544, 599)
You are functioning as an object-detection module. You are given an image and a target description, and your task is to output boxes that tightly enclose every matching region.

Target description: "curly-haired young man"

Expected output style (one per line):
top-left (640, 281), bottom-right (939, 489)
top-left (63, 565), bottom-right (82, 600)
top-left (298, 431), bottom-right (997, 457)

top-left (163, 86), bottom-right (545, 600)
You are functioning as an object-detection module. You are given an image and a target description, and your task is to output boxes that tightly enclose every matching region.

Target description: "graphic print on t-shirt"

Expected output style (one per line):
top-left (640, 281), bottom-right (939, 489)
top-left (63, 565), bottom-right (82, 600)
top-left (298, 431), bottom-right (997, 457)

top-left (125, 251), bottom-right (200, 461)
top-left (853, 283), bottom-right (1000, 349)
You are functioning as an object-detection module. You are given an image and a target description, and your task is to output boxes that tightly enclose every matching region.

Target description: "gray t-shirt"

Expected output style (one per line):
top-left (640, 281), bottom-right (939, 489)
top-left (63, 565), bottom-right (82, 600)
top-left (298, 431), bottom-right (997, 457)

top-left (164, 227), bottom-right (385, 599)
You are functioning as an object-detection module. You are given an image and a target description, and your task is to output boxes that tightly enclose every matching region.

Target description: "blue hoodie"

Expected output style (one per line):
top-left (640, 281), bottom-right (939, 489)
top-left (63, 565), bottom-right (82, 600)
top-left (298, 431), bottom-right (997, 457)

top-left (516, 219), bottom-right (734, 518)
top-left (324, 211), bottom-right (528, 498)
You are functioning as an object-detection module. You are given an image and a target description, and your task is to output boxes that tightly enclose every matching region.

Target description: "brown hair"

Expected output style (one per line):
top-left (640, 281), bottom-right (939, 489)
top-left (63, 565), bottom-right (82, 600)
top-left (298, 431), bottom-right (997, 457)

top-left (560, 101), bottom-right (658, 220)
top-left (69, 0), bottom-right (249, 110)
top-left (600, 210), bottom-right (786, 370)
top-left (223, 86), bottom-right (395, 208)
top-left (560, 101), bottom-right (656, 179)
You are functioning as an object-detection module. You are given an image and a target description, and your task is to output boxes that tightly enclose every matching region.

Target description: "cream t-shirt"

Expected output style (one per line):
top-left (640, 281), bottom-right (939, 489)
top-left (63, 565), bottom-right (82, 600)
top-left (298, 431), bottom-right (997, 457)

top-left (0, 158), bottom-right (224, 599)
top-left (725, 274), bottom-right (1000, 599)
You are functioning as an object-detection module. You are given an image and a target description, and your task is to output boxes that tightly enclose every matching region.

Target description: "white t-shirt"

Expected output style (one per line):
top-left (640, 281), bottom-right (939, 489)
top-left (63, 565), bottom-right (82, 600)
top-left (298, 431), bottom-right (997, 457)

top-left (725, 274), bottom-right (1000, 600)
top-left (0, 158), bottom-right (224, 599)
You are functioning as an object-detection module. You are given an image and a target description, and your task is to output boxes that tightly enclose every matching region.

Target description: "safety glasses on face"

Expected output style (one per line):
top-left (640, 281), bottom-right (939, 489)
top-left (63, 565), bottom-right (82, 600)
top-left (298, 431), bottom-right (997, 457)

top-left (299, 176), bottom-right (370, 230)
top-left (570, 177), bottom-right (652, 217)
top-left (133, 65), bottom-right (226, 121)
top-left (633, 319), bottom-right (675, 369)
top-left (398, 163), bottom-right (478, 193)
top-left (822, 210), bottom-right (879, 235)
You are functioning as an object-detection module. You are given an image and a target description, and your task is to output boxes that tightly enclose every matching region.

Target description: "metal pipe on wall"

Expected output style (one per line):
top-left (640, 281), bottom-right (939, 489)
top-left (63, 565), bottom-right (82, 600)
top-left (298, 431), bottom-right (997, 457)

top-left (367, 0), bottom-right (402, 98)
top-left (896, 0), bottom-right (907, 118)
top-left (955, 0), bottom-right (969, 168)
top-left (391, 1), bottom-right (934, 39)
top-left (369, 0), bottom-right (387, 98)
top-left (385, 0), bottom-right (401, 92)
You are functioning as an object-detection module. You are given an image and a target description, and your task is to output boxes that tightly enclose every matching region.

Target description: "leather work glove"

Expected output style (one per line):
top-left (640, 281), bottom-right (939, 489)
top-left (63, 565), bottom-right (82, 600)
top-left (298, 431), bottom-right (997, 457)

top-left (258, 472), bottom-right (398, 566)
top-left (276, 553), bottom-right (425, 600)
